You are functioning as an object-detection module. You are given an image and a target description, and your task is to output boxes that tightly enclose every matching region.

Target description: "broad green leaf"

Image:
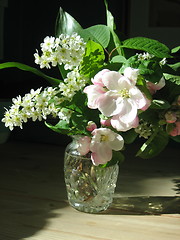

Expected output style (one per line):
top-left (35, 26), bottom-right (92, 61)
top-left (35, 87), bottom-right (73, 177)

top-left (104, 0), bottom-right (123, 55)
top-left (55, 7), bottom-right (83, 37)
top-left (80, 40), bottom-right (105, 78)
top-left (139, 108), bottom-right (160, 125)
top-left (70, 112), bottom-right (88, 135)
top-left (136, 129), bottom-right (169, 159)
top-left (0, 62), bottom-right (60, 86)
top-left (164, 73), bottom-right (180, 85)
top-left (111, 55), bottom-right (127, 64)
top-left (138, 61), bottom-right (163, 83)
top-left (171, 135), bottom-right (180, 143)
top-left (46, 118), bottom-right (87, 136)
top-left (136, 77), bottom-right (152, 100)
top-left (122, 37), bottom-right (171, 58)
top-left (80, 25), bottom-right (110, 48)
top-left (121, 129), bottom-right (138, 144)
top-left (171, 46), bottom-right (180, 54)
top-left (168, 62), bottom-right (180, 73)
top-left (161, 80), bottom-right (180, 102)
top-left (45, 120), bottom-right (70, 134)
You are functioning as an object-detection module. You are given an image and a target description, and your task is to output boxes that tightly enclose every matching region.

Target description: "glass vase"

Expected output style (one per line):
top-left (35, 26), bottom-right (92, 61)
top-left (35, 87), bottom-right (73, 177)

top-left (64, 136), bottom-right (119, 213)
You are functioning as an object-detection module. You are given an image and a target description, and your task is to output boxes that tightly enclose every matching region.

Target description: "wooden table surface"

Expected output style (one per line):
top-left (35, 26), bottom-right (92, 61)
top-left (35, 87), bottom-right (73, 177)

top-left (0, 140), bottom-right (179, 240)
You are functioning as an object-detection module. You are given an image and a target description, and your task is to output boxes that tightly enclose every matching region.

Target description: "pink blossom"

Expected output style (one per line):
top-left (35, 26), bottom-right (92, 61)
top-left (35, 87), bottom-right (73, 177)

top-left (165, 111), bottom-right (177, 123)
top-left (111, 115), bottom-right (139, 132)
top-left (100, 118), bottom-right (111, 127)
top-left (84, 69), bottom-right (149, 132)
top-left (90, 128), bottom-right (124, 166)
top-left (86, 121), bottom-right (97, 131)
top-left (123, 67), bottom-right (139, 83)
top-left (83, 84), bottom-right (106, 109)
top-left (169, 122), bottom-right (180, 136)
top-left (147, 77), bottom-right (165, 94)
top-left (91, 69), bottom-right (110, 86)
top-left (77, 136), bottom-right (91, 155)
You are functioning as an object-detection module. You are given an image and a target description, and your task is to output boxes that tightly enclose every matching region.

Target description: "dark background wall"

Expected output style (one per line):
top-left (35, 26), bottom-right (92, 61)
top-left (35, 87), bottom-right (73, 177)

top-left (0, 0), bottom-right (128, 99)
top-left (1, 0), bottom-right (180, 99)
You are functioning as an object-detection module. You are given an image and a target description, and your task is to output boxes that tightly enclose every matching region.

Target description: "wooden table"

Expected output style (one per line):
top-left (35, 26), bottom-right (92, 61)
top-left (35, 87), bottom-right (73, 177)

top-left (0, 140), bottom-right (179, 240)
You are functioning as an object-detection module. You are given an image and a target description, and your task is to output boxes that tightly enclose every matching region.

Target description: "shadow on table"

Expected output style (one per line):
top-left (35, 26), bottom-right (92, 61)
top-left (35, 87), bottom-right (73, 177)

top-left (107, 196), bottom-right (180, 215)
top-left (0, 140), bottom-right (69, 240)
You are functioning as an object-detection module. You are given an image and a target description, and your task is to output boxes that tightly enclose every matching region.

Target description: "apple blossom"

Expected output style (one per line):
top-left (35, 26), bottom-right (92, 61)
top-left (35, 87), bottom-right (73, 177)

top-left (91, 69), bottom-right (110, 86)
top-left (86, 121), bottom-right (97, 132)
top-left (165, 111), bottom-right (177, 123)
top-left (84, 69), bottom-right (149, 131)
top-left (147, 77), bottom-right (165, 94)
top-left (123, 67), bottom-right (139, 83)
top-left (169, 121), bottom-right (180, 136)
top-left (90, 128), bottom-right (124, 166)
top-left (100, 118), bottom-right (111, 127)
top-left (77, 136), bottom-right (91, 155)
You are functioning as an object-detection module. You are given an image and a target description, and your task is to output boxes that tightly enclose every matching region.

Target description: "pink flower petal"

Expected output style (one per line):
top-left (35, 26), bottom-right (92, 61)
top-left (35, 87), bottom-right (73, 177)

top-left (115, 98), bottom-right (137, 123)
top-left (102, 71), bottom-right (122, 90)
top-left (98, 91), bottom-right (119, 117)
top-left (77, 136), bottom-right (91, 155)
top-left (123, 67), bottom-right (139, 83)
top-left (83, 85), bottom-right (105, 109)
top-left (108, 133), bottom-right (124, 151)
top-left (92, 69), bottom-right (110, 86)
top-left (111, 115), bottom-right (139, 131)
top-left (90, 143), bottom-right (112, 166)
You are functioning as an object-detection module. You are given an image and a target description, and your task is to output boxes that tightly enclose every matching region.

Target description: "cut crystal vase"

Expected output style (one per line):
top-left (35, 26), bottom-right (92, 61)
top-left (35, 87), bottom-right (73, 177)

top-left (64, 136), bottom-right (119, 213)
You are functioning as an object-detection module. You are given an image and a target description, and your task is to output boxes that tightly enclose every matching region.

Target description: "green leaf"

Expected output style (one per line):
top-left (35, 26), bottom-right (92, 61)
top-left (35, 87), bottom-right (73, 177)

top-left (122, 37), bottom-right (171, 58)
top-left (163, 73), bottom-right (180, 85)
top-left (162, 80), bottom-right (180, 102)
top-left (80, 40), bottom-right (105, 78)
top-left (136, 129), bottom-right (169, 159)
top-left (121, 129), bottom-right (138, 144)
top-left (100, 150), bottom-right (124, 168)
top-left (104, 0), bottom-right (123, 55)
top-left (0, 62), bottom-right (60, 86)
top-left (58, 63), bottom-right (70, 79)
top-left (171, 135), bottom-right (180, 143)
top-left (111, 55), bottom-right (127, 64)
top-left (136, 77), bottom-right (152, 100)
top-left (163, 62), bottom-right (180, 76)
top-left (45, 120), bottom-right (70, 134)
top-left (150, 100), bottom-right (171, 109)
top-left (139, 61), bottom-right (163, 83)
top-left (70, 112), bottom-right (88, 135)
top-left (81, 25), bottom-right (110, 48)
top-left (55, 7), bottom-right (83, 37)
top-left (171, 46), bottom-right (180, 54)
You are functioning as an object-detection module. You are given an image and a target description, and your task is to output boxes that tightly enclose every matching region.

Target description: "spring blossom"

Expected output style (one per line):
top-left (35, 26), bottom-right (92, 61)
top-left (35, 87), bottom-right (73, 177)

top-left (78, 128), bottom-right (124, 166)
top-left (84, 68), bottom-right (149, 131)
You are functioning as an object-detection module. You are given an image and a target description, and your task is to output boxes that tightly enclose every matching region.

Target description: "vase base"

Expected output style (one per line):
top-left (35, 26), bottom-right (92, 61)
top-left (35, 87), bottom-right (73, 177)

top-left (69, 201), bottom-right (111, 214)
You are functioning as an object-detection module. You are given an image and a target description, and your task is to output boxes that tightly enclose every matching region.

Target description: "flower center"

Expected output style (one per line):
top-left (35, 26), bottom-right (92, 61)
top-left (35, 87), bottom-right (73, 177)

top-left (100, 135), bottom-right (108, 142)
top-left (119, 88), bottom-right (130, 98)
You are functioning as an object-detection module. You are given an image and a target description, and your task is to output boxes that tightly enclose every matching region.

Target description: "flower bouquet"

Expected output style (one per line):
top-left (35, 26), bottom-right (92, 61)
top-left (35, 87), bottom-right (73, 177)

top-left (0, 0), bottom-right (180, 213)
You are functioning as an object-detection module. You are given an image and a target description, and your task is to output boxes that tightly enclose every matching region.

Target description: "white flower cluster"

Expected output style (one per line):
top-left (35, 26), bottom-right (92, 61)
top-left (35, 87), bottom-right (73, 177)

top-left (135, 120), bottom-right (153, 139)
top-left (59, 68), bottom-right (88, 99)
top-left (136, 52), bottom-right (166, 66)
top-left (57, 108), bottom-right (72, 123)
top-left (159, 58), bottom-right (167, 66)
top-left (2, 87), bottom-right (60, 130)
top-left (34, 33), bottom-right (86, 70)
top-left (136, 52), bottom-right (154, 61)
